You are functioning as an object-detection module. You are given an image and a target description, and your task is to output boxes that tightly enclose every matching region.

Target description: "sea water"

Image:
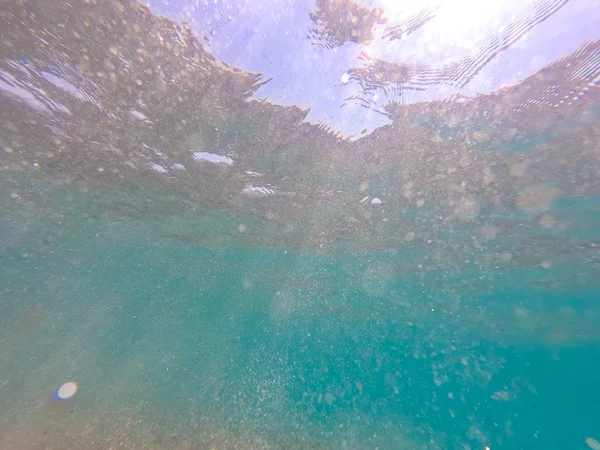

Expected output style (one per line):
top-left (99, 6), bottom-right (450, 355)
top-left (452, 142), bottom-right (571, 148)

top-left (1, 0), bottom-right (600, 449)
top-left (2, 172), bottom-right (600, 449)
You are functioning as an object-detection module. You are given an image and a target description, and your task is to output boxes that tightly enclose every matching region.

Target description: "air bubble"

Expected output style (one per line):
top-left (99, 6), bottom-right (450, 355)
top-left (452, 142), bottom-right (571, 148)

top-left (56, 382), bottom-right (78, 400)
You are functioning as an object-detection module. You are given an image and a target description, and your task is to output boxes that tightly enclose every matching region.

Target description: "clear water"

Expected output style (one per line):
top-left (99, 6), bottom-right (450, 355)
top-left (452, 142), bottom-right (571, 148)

top-left (1, 0), bottom-right (600, 449)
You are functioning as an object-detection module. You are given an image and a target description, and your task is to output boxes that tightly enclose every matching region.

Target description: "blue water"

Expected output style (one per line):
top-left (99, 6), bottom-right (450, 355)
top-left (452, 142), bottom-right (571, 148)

top-left (1, 174), bottom-right (599, 449)
top-left (2, 0), bottom-right (600, 448)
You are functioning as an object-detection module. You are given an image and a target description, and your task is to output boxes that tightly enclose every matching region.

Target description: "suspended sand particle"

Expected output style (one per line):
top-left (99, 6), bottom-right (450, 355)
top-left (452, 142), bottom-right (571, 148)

top-left (507, 128), bottom-right (518, 139)
top-left (455, 197), bottom-right (480, 220)
top-left (238, 224), bottom-right (246, 233)
top-left (515, 307), bottom-right (530, 319)
top-left (57, 382), bottom-right (78, 400)
top-left (539, 215), bottom-right (556, 228)
top-left (515, 186), bottom-right (559, 212)
top-left (480, 225), bottom-right (497, 240)
top-left (482, 167), bottom-right (495, 186)
top-left (491, 390), bottom-right (510, 401)
top-left (472, 131), bottom-right (489, 142)
top-left (586, 438), bottom-right (600, 450)
top-left (510, 161), bottom-right (528, 177)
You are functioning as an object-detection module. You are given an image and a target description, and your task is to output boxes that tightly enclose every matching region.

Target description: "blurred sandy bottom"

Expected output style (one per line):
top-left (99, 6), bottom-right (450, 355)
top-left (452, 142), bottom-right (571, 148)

top-left (0, 394), bottom-right (427, 450)
top-left (0, 411), bottom-right (277, 450)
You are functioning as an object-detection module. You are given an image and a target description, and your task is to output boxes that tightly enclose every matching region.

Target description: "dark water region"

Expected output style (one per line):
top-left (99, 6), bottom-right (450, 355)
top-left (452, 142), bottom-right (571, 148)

top-left (1, 0), bottom-right (600, 448)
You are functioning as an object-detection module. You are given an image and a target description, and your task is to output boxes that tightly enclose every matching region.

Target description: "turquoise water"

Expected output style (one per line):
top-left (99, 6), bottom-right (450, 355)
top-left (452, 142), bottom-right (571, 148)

top-left (2, 174), bottom-right (600, 448)
top-left (2, 0), bottom-right (600, 448)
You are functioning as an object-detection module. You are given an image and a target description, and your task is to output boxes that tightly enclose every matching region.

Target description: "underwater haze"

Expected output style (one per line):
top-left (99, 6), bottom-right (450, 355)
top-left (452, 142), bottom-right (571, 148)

top-left (1, 0), bottom-right (600, 448)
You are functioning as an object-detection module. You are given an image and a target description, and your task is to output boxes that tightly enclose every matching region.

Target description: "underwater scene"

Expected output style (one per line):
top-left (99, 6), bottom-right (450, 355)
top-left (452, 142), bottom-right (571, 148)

top-left (1, 0), bottom-right (600, 448)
